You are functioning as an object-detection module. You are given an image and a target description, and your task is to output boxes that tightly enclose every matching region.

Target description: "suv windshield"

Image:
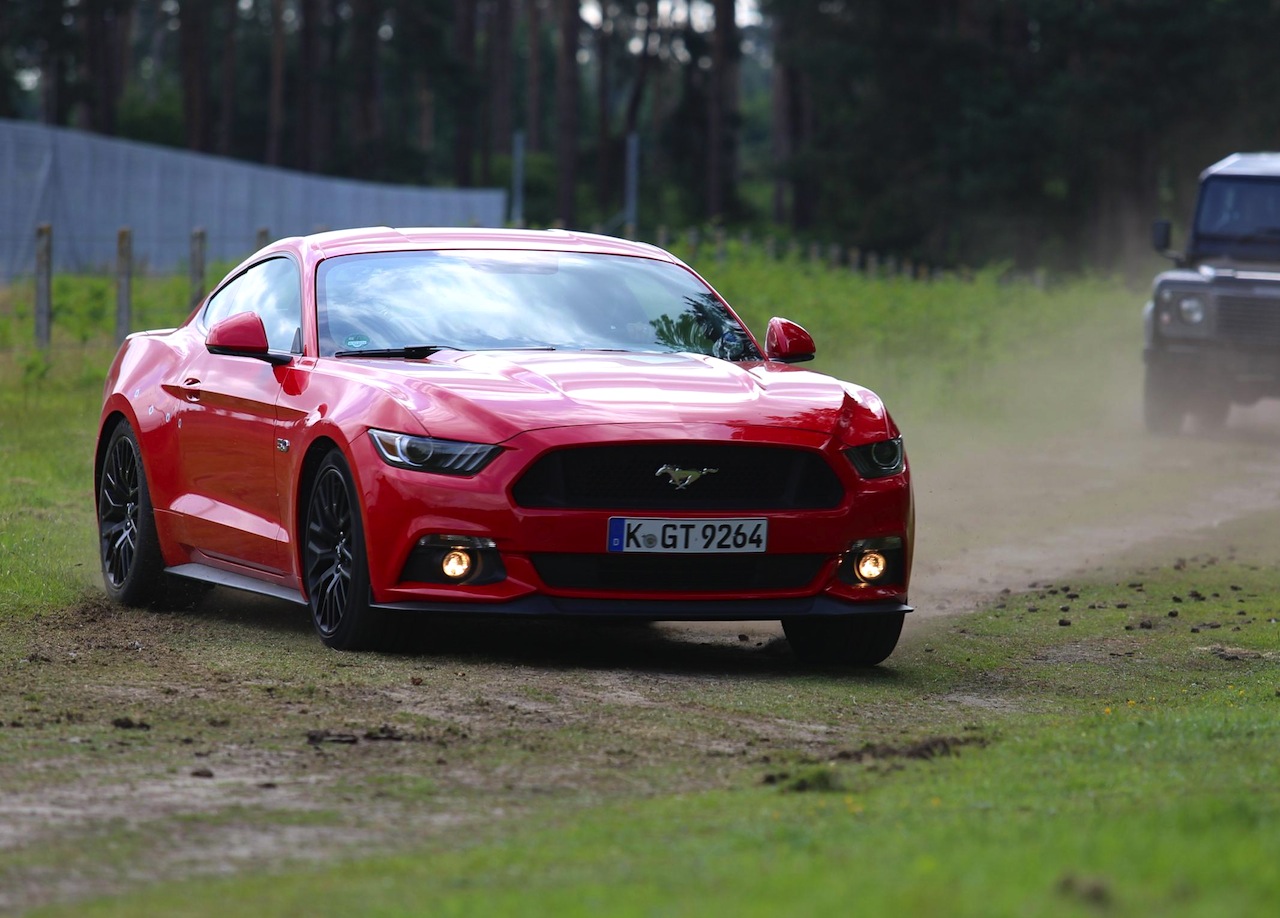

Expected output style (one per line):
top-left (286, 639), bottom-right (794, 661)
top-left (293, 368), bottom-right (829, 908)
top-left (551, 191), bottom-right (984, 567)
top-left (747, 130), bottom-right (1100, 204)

top-left (315, 250), bottom-right (761, 361)
top-left (1194, 177), bottom-right (1280, 240)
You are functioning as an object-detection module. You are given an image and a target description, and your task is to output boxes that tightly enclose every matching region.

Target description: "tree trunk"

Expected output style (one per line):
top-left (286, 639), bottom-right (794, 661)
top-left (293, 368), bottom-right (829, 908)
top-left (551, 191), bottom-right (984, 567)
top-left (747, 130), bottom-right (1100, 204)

top-left (595, 19), bottom-right (612, 217)
top-left (554, 0), bottom-right (580, 226)
top-left (216, 0), bottom-right (238, 157)
top-left (707, 0), bottom-right (738, 220)
top-left (770, 13), bottom-right (790, 226)
top-left (622, 7), bottom-right (657, 138)
top-left (179, 0), bottom-right (210, 151)
top-left (350, 0), bottom-right (383, 177)
top-left (452, 0), bottom-right (477, 187)
top-left (265, 0), bottom-right (285, 165)
top-left (525, 0), bottom-right (544, 153)
top-left (80, 0), bottom-right (133, 135)
top-left (296, 0), bottom-right (319, 169)
top-left (489, 0), bottom-right (515, 171)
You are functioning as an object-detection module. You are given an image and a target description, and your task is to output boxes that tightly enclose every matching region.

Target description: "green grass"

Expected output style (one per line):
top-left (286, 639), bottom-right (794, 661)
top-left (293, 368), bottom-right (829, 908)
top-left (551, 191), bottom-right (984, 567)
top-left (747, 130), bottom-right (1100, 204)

top-left (29, 554), bottom-right (1280, 917)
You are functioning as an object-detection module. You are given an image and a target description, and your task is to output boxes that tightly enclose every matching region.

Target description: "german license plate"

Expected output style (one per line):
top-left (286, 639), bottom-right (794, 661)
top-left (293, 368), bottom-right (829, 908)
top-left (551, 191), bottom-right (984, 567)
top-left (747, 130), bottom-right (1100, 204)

top-left (607, 517), bottom-right (767, 553)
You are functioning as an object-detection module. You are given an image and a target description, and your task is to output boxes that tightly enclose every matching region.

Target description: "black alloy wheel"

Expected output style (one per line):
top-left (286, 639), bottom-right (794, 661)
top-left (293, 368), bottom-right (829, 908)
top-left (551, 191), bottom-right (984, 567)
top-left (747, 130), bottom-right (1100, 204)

top-left (303, 450), bottom-right (383, 649)
top-left (782, 612), bottom-right (905, 667)
top-left (98, 422), bottom-right (164, 605)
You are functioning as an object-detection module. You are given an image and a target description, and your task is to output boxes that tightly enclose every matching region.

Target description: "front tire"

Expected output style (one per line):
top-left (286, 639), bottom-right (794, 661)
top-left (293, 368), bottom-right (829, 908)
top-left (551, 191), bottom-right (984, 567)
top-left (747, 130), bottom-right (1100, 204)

top-left (303, 450), bottom-right (385, 650)
top-left (98, 421), bottom-right (165, 606)
top-left (783, 612), bottom-right (905, 666)
top-left (1143, 361), bottom-right (1185, 435)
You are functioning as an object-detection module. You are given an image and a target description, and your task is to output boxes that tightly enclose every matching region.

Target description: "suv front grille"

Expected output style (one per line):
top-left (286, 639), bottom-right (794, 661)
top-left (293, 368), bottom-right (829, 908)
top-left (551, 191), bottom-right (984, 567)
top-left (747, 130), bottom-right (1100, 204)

top-left (512, 444), bottom-right (844, 511)
top-left (531, 553), bottom-right (828, 592)
top-left (1218, 295), bottom-right (1280, 345)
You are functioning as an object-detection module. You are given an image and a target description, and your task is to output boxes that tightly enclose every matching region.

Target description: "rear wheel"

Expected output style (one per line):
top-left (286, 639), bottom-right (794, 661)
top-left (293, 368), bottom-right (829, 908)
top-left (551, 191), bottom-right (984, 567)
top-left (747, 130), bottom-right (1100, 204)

top-left (783, 613), bottom-right (905, 667)
top-left (303, 450), bottom-right (385, 650)
top-left (98, 422), bottom-right (165, 606)
top-left (1188, 390), bottom-right (1230, 432)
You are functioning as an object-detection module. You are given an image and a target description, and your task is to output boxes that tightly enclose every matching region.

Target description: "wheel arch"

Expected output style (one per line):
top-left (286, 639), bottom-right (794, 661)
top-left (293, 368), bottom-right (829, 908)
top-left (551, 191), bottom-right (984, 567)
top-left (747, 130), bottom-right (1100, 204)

top-left (293, 434), bottom-right (345, 595)
top-left (94, 410), bottom-right (131, 497)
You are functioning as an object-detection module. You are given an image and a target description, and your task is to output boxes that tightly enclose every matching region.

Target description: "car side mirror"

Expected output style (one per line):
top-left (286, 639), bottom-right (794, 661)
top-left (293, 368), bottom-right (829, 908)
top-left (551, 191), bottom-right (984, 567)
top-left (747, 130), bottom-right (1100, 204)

top-left (206, 312), bottom-right (290, 365)
top-left (1151, 219), bottom-right (1172, 254)
top-left (765, 317), bottom-right (815, 364)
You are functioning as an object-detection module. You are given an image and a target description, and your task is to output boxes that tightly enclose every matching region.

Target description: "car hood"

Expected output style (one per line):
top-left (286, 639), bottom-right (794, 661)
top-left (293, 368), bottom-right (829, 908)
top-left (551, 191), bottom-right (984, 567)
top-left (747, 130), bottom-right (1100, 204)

top-left (338, 350), bottom-right (895, 446)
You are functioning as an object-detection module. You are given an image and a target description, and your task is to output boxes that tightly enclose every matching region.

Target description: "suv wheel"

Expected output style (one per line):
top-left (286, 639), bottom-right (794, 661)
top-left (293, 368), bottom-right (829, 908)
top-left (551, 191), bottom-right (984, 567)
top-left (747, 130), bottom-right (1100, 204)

top-left (1143, 362), bottom-right (1185, 435)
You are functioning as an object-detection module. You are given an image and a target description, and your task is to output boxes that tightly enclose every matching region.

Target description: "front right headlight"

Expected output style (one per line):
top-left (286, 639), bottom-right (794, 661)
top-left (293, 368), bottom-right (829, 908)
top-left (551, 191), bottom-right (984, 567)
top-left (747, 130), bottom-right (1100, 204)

top-left (844, 437), bottom-right (905, 479)
top-left (368, 429), bottom-right (502, 475)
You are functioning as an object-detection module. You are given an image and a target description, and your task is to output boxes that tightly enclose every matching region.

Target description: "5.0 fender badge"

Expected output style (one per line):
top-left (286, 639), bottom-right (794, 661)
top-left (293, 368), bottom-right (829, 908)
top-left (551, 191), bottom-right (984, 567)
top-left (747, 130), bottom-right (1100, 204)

top-left (655, 464), bottom-right (718, 489)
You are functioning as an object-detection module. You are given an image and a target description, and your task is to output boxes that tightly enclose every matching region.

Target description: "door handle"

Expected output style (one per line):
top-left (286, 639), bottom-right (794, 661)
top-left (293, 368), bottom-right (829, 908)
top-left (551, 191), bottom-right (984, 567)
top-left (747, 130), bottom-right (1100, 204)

top-left (180, 377), bottom-right (202, 402)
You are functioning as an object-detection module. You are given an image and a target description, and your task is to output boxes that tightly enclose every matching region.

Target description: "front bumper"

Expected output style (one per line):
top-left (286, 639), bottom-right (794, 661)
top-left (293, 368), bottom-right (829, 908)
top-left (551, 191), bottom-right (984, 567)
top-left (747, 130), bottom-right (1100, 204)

top-left (1146, 342), bottom-right (1280, 396)
top-left (374, 594), bottom-right (913, 619)
top-left (350, 423), bottom-right (914, 613)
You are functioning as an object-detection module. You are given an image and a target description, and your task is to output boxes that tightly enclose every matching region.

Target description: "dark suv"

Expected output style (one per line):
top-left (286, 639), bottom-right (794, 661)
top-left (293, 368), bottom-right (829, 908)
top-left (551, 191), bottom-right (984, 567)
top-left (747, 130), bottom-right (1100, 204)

top-left (1146, 153), bottom-right (1280, 432)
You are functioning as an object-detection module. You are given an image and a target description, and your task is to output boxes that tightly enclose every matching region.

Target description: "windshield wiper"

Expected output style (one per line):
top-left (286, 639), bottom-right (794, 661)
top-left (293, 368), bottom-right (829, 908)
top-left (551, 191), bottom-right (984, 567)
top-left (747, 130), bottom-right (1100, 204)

top-left (334, 344), bottom-right (460, 359)
top-left (333, 344), bottom-right (560, 359)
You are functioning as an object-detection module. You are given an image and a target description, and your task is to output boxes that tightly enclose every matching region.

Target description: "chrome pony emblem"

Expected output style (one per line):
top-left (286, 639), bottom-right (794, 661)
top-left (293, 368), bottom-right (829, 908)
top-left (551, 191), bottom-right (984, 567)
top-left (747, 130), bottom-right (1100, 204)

top-left (655, 464), bottom-right (719, 489)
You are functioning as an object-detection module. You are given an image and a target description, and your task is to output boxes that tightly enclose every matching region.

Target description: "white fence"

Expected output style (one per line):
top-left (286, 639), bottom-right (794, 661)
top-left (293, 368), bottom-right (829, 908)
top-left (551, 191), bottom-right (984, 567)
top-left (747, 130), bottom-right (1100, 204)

top-left (0, 118), bottom-right (506, 281)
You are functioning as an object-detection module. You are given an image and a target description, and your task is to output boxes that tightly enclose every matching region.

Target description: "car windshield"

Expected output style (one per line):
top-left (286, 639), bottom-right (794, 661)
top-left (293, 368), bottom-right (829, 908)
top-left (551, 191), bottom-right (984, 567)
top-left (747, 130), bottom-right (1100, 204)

top-left (1194, 177), bottom-right (1280, 240)
top-left (315, 250), bottom-right (761, 361)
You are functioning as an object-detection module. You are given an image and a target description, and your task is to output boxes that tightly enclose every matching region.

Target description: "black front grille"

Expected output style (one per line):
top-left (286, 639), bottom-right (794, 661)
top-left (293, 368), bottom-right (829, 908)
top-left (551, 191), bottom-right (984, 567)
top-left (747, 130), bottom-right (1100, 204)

top-left (531, 553), bottom-right (828, 592)
top-left (513, 444), bottom-right (844, 510)
top-left (1218, 295), bottom-right (1280, 344)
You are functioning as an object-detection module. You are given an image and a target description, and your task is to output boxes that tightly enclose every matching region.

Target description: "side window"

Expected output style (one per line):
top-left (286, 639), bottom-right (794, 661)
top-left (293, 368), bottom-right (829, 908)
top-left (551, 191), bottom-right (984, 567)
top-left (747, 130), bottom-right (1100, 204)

top-left (202, 258), bottom-right (302, 353)
top-left (202, 273), bottom-right (245, 330)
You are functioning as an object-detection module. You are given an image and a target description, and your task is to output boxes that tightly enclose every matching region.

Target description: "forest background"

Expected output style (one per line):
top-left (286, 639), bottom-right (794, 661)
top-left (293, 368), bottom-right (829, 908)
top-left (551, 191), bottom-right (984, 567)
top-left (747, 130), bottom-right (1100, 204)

top-left (3, 0), bottom-right (1279, 274)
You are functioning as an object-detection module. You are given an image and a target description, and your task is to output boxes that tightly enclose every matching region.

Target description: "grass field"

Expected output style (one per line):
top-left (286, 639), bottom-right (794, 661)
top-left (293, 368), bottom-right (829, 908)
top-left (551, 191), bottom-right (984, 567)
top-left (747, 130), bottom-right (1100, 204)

top-left (4, 262), bottom-right (1278, 916)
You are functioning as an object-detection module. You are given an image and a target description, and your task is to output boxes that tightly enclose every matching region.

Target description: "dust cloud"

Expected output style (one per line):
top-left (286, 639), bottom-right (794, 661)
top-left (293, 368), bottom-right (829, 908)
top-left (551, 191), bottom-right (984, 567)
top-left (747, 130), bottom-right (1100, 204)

top-left (905, 360), bottom-right (1280, 625)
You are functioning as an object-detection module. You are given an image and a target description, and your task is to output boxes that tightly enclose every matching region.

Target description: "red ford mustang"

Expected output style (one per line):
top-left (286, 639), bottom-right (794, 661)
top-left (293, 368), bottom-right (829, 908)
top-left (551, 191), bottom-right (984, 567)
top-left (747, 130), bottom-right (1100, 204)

top-left (95, 228), bottom-right (913, 664)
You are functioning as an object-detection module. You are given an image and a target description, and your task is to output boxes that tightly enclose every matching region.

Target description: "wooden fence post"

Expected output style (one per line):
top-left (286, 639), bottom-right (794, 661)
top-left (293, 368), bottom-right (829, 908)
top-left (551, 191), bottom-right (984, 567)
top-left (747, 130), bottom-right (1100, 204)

top-left (116, 227), bottom-right (132, 345)
top-left (34, 224), bottom-right (52, 351)
top-left (189, 227), bottom-right (207, 310)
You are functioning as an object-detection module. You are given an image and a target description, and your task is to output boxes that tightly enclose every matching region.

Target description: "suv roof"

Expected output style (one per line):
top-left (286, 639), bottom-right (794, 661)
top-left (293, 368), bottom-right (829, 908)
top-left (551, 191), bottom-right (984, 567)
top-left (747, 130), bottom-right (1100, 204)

top-left (1201, 153), bottom-right (1280, 179)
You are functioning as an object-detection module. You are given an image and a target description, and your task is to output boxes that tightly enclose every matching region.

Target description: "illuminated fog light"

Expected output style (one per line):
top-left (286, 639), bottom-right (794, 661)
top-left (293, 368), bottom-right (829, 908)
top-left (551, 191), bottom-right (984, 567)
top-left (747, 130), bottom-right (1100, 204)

top-left (441, 550), bottom-right (473, 580)
top-left (855, 550), bottom-right (888, 582)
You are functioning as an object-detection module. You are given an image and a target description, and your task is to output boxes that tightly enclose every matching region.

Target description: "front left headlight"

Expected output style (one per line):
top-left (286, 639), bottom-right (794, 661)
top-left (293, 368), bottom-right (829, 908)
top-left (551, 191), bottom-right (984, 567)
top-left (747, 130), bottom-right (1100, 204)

top-left (369, 429), bottom-right (502, 475)
top-left (844, 437), bottom-right (905, 479)
top-left (1177, 295), bottom-right (1206, 325)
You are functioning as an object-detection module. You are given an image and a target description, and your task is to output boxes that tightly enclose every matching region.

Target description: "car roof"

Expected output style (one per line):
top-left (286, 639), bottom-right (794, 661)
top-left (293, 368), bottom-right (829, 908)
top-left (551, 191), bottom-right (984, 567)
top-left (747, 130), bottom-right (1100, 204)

top-left (1201, 153), bottom-right (1280, 180)
top-left (293, 226), bottom-right (679, 263)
